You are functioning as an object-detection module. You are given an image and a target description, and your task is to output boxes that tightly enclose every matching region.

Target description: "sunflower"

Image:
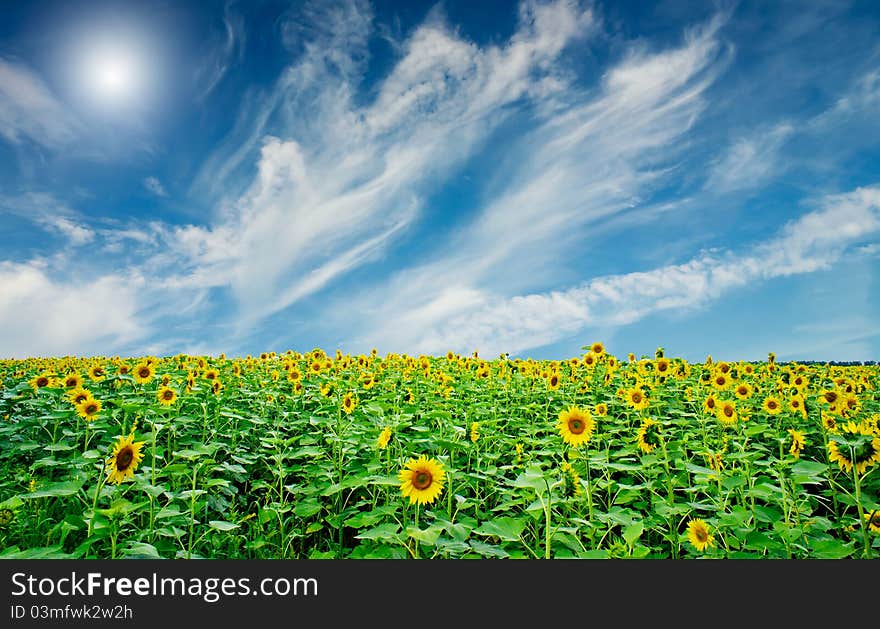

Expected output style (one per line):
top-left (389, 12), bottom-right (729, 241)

top-left (132, 362), bottom-right (155, 385)
top-left (212, 380), bottom-right (223, 395)
top-left (865, 511), bottom-right (880, 534)
top-left (362, 374), bottom-right (376, 390)
top-left (763, 396), bottom-right (782, 415)
top-left (29, 372), bottom-right (54, 390)
top-left (106, 431), bottom-right (146, 484)
top-left (398, 456), bottom-right (445, 505)
top-left (67, 387), bottom-right (93, 406)
top-left (711, 372), bottom-right (730, 390)
top-left (703, 395), bottom-right (718, 415)
top-left (636, 418), bottom-right (661, 454)
top-left (734, 383), bottom-right (752, 400)
top-left (157, 386), bottom-right (177, 406)
top-left (840, 395), bottom-right (860, 418)
top-left (470, 422), bottom-right (479, 443)
top-left (788, 429), bottom-right (806, 459)
top-left (76, 398), bottom-right (102, 421)
top-left (287, 368), bottom-right (302, 383)
top-left (557, 405), bottom-right (595, 447)
top-left (583, 353), bottom-right (597, 368)
top-left (590, 342), bottom-right (605, 356)
top-left (788, 394), bottom-right (806, 417)
top-left (820, 389), bottom-right (840, 407)
top-left (594, 402), bottom-right (608, 417)
top-left (63, 373), bottom-right (83, 389)
top-left (342, 393), bottom-right (356, 415)
top-left (403, 388), bottom-right (415, 404)
top-left (203, 368), bottom-right (219, 381)
top-left (655, 358), bottom-right (671, 376)
top-left (320, 383), bottom-right (333, 398)
top-left (686, 518), bottom-right (715, 552)
top-left (377, 426), bottom-right (392, 450)
top-left (626, 387), bottom-right (649, 411)
top-left (87, 364), bottom-right (106, 381)
top-left (821, 412), bottom-right (838, 432)
top-left (827, 422), bottom-right (880, 474)
top-left (309, 359), bottom-right (323, 375)
top-left (547, 372), bottom-right (561, 391)
top-left (716, 401), bottom-right (738, 426)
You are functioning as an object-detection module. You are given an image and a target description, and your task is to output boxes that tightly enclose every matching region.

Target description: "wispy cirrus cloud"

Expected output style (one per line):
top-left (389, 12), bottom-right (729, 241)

top-left (193, 1), bottom-right (246, 101)
top-left (360, 184), bottom-right (880, 357)
top-left (0, 57), bottom-right (80, 148)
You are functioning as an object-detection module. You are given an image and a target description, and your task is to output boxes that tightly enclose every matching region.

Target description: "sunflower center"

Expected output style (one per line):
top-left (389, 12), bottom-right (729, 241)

top-left (569, 418), bottom-right (585, 434)
top-left (723, 406), bottom-right (734, 417)
top-left (75, 395), bottom-right (88, 404)
top-left (37, 377), bottom-right (49, 387)
top-left (66, 378), bottom-right (77, 387)
top-left (695, 528), bottom-right (707, 542)
top-left (86, 403), bottom-right (98, 415)
top-left (768, 400), bottom-right (778, 409)
top-left (632, 393), bottom-right (642, 403)
top-left (413, 471), bottom-right (433, 490)
top-left (163, 390), bottom-right (173, 400)
top-left (116, 447), bottom-right (134, 471)
top-left (138, 368), bottom-right (150, 378)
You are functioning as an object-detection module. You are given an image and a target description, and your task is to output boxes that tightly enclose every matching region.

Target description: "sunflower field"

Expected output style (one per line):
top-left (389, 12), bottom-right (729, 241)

top-left (0, 347), bottom-right (877, 559)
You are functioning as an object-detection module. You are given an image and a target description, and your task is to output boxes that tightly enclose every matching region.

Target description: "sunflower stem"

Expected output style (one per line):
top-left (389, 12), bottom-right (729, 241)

top-left (850, 448), bottom-right (871, 559)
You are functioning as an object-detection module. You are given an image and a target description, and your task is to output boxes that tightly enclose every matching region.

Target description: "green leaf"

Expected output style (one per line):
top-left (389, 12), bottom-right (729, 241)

top-left (468, 540), bottom-right (510, 558)
top-left (22, 480), bottom-right (82, 499)
top-left (623, 522), bottom-right (644, 547)
top-left (355, 523), bottom-right (401, 542)
top-left (473, 517), bottom-right (525, 542)
top-left (208, 520), bottom-right (239, 532)
top-left (810, 539), bottom-right (855, 559)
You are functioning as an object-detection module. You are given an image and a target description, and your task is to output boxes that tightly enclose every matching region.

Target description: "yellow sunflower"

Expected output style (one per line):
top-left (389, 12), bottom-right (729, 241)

top-left (398, 456), bottom-right (445, 505)
top-left (788, 429), bottom-right (806, 459)
top-left (716, 400), bottom-right (738, 426)
top-left (157, 386), bottom-right (177, 406)
top-left (686, 518), bottom-right (715, 552)
top-left (67, 387), bottom-right (93, 406)
top-left (377, 426), bottom-right (392, 450)
top-left (63, 373), bottom-right (83, 389)
top-left (865, 511), bottom-right (880, 534)
top-left (703, 394), bottom-right (719, 415)
top-left (132, 362), bottom-right (155, 385)
top-left (762, 396), bottom-right (782, 415)
top-left (594, 402), bottom-right (608, 417)
top-left (547, 372), bottom-right (561, 391)
top-left (827, 421), bottom-right (880, 474)
top-left (590, 342), bottom-right (605, 356)
top-left (626, 386), bottom-right (649, 411)
top-left (557, 405), bottom-right (595, 447)
top-left (711, 372), bottom-right (730, 391)
top-left (636, 418), bottom-right (660, 454)
top-left (342, 392), bottom-right (356, 415)
top-left (76, 398), bottom-right (102, 422)
top-left (87, 364), bottom-right (106, 381)
top-left (106, 431), bottom-right (146, 484)
top-left (734, 383), bottom-right (752, 400)
top-left (29, 372), bottom-right (55, 390)
top-left (470, 422), bottom-right (479, 443)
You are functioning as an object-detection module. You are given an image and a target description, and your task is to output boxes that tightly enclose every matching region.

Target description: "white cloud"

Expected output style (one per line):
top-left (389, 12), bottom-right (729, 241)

top-left (143, 176), bottom-right (167, 197)
top-left (177, 0), bottom-right (598, 327)
top-left (0, 261), bottom-right (146, 357)
top-left (360, 184), bottom-right (880, 356)
top-left (0, 57), bottom-right (80, 147)
top-left (38, 216), bottom-right (95, 245)
top-left (193, 2), bottom-right (246, 101)
top-left (704, 123), bottom-right (794, 194)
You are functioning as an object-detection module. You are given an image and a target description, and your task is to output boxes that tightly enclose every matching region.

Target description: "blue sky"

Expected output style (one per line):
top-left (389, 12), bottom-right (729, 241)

top-left (1, 0), bottom-right (879, 361)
